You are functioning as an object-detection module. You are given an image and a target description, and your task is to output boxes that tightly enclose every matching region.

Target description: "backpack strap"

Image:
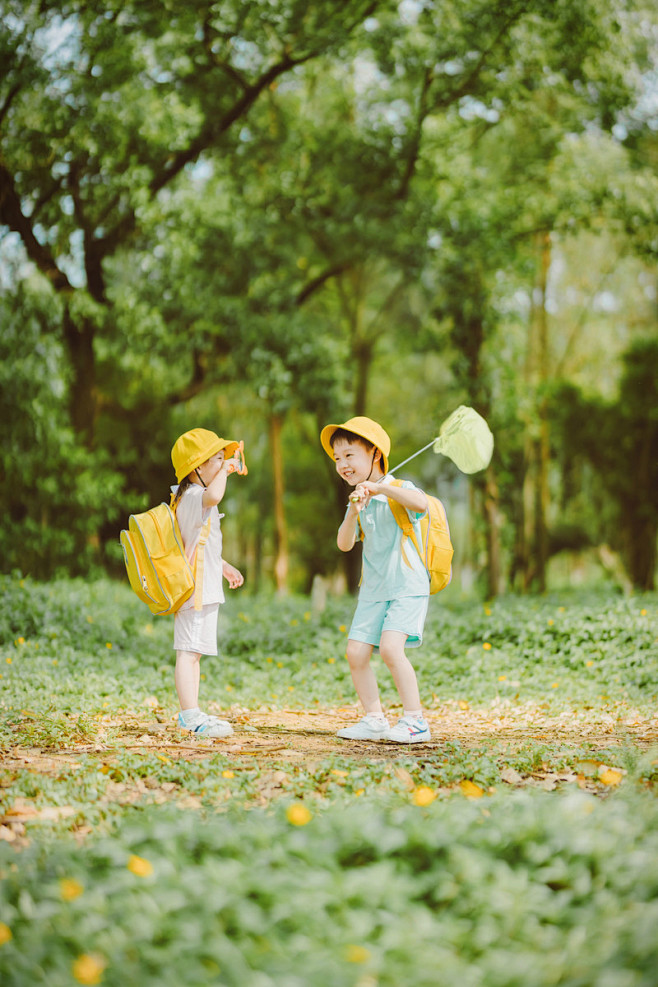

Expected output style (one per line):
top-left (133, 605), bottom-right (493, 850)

top-left (193, 517), bottom-right (212, 611)
top-left (387, 479), bottom-right (423, 570)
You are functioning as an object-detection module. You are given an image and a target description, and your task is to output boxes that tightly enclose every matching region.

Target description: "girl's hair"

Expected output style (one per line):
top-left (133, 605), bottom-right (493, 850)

top-left (172, 474), bottom-right (193, 507)
top-left (330, 428), bottom-right (384, 469)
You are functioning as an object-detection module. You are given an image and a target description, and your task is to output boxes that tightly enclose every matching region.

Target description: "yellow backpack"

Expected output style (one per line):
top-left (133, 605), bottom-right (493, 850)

top-left (120, 502), bottom-right (211, 616)
top-left (358, 480), bottom-right (453, 594)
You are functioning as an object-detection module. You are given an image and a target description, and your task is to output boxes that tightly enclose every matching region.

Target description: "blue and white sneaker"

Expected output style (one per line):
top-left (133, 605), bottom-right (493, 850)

top-left (178, 711), bottom-right (234, 739)
top-left (387, 716), bottom-right (431, 744)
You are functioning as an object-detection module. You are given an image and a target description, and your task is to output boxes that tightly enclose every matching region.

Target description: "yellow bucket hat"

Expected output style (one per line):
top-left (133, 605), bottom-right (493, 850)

top-left (171, 428), bottom-right (239, 482)
top-left (320, 417), bottom-right (390, 474)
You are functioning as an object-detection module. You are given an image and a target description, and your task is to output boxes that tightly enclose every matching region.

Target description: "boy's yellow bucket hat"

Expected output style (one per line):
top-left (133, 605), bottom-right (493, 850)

top-left (320, 417), bottom-right (390, 473)
top-left (172, 428), bottom-right (239, 482)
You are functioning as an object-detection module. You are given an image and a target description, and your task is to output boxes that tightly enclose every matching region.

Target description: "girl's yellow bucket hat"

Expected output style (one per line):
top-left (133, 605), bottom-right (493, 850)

top-left (171, 428), bottom-right (239, 482)
top-left (320, 417), bottom-right (390, 473)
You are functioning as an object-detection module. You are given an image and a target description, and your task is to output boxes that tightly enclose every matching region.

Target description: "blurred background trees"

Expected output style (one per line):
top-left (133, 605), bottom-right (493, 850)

top-left (1, 0), bottom-right (657, 594)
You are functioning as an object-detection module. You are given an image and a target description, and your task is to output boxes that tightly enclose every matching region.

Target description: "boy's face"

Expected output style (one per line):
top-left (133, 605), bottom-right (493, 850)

top-left (332, 438), bottom-right (379, 486)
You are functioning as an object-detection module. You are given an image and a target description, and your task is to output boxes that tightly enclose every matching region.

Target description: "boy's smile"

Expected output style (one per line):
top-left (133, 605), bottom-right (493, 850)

top-left (332, 438), bottom-right (381, 486)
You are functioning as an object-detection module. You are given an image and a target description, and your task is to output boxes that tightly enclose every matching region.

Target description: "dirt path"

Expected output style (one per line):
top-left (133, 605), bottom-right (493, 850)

top-left (5, 702), bottom-right (658, 769)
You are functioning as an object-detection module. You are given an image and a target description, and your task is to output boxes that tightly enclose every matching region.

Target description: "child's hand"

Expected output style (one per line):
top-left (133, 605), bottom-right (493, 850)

top-left (349, 481), bottom-right (379, 509)
top-left (223, 456), bottom-right (241, 475)
top-left (222, 562), bottom-right (244, 588)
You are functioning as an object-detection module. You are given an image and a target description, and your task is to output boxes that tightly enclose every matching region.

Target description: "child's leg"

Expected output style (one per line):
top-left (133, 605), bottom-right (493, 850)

top-left (345, 639), bottom-right (383, 713)
top-left (175, 650), bottom-right (201, 710)
top-left (378, 630), bottom-right (422, 712)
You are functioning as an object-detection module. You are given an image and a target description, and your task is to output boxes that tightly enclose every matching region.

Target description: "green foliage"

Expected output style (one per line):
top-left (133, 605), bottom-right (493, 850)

top-left (550, 337), bottom-right (658, 589)
top-left (1, 791), bottom-right (658, 986)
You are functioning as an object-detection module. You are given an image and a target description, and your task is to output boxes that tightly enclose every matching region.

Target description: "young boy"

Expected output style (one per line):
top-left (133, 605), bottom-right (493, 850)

top-left (320, 416), bottom-right (432, 743)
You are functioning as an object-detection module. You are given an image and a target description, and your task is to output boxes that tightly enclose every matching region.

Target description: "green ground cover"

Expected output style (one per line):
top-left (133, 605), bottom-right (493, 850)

top-left (1, 575), bottom-right (657, 986)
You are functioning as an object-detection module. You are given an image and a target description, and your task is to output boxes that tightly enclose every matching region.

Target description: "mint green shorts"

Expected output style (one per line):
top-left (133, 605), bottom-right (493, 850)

top-left (348, 596), bottom-right (429, 650)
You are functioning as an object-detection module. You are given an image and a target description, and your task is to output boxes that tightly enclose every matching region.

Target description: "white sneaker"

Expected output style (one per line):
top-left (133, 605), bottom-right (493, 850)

top-left (178, 711), bottom-right (234, 739)
top-left (336, 714), bottom-right (390, 741)
top-left (387, 716), bottom-right (431, 744)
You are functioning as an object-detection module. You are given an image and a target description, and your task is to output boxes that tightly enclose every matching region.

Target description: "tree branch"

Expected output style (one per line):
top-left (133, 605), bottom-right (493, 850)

top-left (296, 263), bottom-right (349, 305)
top-left (0, 162), bottom-right (74, 294)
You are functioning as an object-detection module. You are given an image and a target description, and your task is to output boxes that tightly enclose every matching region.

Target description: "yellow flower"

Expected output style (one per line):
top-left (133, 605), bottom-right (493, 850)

top-left (599, 767), bottom-right (623, 786)
top-left (289, 618), bottom-right (299, 626)
top-left (586, 660), bottom-right (594, 667)
top-left (72, 953), bottom-right (106, 985)
top-left (482, 642), bottom-right (492, 650)
top-left (127, 854), bottom-right (153, 877)
top-left (6, 657), bottom-right (12, 664)
top-left (0, 923), bottom-right (12, 946)
top-left (547, 618), bottom-right (554, 626)
top-left (459, 779), bottom-right (484, 799)
top-left (484, 607), bottom-right (492, 616)
top-left (640, 609), bottom-right (647, 616)
top-left (105, 642), bottom-right (112, 650)
top-left (60, 878), bottom-right (84, 901)
top-left (286, 803), bottom-right (312, 826)
top-left (222, 770), bottom-right (234, 779)
top-left (327, 657), bottom-right (335, 664)
top-left (16, 637), bottom-right (25, 645)
top-left (412, 786), bottom-right (437, 806)
top-left (303, 611), bottom-right (311, 621)
top-left (345, 944), bottom-right (371, 963)
top-left (551, 682), bottom-right (559, 689)
top-left (354, 788), bottom-right (365, 796)
top-left (339, 625), bottom-right (347, 633)
top-left (86, 615), bottom-right (94, 623)
top-left (498, 675), bottom-right (507, 681)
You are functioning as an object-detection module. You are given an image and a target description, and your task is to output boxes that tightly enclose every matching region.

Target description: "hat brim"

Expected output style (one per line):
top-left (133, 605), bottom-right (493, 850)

top-left (176, 437), bottom-right (240, 481)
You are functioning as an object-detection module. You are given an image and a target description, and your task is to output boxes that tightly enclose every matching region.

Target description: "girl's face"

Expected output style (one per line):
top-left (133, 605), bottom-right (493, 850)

top-left (197, 449), bottom-right (225, 484)
top-left (332, 438), bottom-right (381, 486)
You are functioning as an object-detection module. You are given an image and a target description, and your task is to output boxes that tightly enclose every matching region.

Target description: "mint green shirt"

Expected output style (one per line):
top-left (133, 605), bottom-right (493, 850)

top-left (354, 477), bottom-right (429, 602)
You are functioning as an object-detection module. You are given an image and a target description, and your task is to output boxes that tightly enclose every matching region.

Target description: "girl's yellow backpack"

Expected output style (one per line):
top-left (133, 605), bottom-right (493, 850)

top-left (120, 503), bottom-right (210, 615)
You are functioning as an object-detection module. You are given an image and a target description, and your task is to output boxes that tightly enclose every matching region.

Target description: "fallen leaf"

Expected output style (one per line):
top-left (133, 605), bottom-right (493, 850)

top-left (500, 767), bottom-right (522, 785)
top-left (394, 767), bottom-right (415, 791)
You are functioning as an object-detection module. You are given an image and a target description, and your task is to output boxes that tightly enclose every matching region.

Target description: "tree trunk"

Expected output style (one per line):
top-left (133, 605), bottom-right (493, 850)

top-left (522, 231), bottom-right (551, 591)
top-left (483, 464), bottom-right (503, 598)
top-left (269, 411), bottom-right (289, 594)
top-left (62, 303), bottom-right (97, 447)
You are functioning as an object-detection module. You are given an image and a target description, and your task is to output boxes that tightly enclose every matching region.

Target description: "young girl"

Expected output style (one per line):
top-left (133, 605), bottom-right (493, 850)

top-left (320, 416), bottom-right (432, 744)
top-left (170, 428), bottom-right (244, 738)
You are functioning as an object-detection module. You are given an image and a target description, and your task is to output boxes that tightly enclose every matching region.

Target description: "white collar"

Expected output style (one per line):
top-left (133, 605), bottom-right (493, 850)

top-left (371, 474), bottom-right (395, 502)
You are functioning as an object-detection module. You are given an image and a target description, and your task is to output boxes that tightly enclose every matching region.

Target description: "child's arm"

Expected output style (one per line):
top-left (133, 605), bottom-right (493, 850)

top-left (202, 457), bottom-right (240, 509)
top-left (337, 503), bottom-right (361, 552)
top-left (353, 479), bottom-right (428, 515)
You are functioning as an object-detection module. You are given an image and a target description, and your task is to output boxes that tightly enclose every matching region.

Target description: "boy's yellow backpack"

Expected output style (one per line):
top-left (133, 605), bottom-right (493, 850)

top-left (387, 481), bottom-right (453, 594)
top-left (120, 502), bottom-right (210, 616)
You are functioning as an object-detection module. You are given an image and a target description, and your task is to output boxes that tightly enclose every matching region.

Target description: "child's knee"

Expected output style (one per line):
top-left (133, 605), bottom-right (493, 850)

top-left (345, 641), bottom-right (371, 670)
top-left (379, 643), bottom-right (405, 669)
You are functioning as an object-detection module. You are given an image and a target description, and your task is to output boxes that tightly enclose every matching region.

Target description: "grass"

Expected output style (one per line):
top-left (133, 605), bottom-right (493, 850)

top-left (0, 574), bottom-right (657, 985)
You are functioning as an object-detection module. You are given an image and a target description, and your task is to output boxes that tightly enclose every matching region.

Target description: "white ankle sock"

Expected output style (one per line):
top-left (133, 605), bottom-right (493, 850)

top-left (366, 712), bottom-right (387, 723)
top-left (404, 710), bottom-right (423, 720)
top-left (180, 707), bottom-right (201, 724)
